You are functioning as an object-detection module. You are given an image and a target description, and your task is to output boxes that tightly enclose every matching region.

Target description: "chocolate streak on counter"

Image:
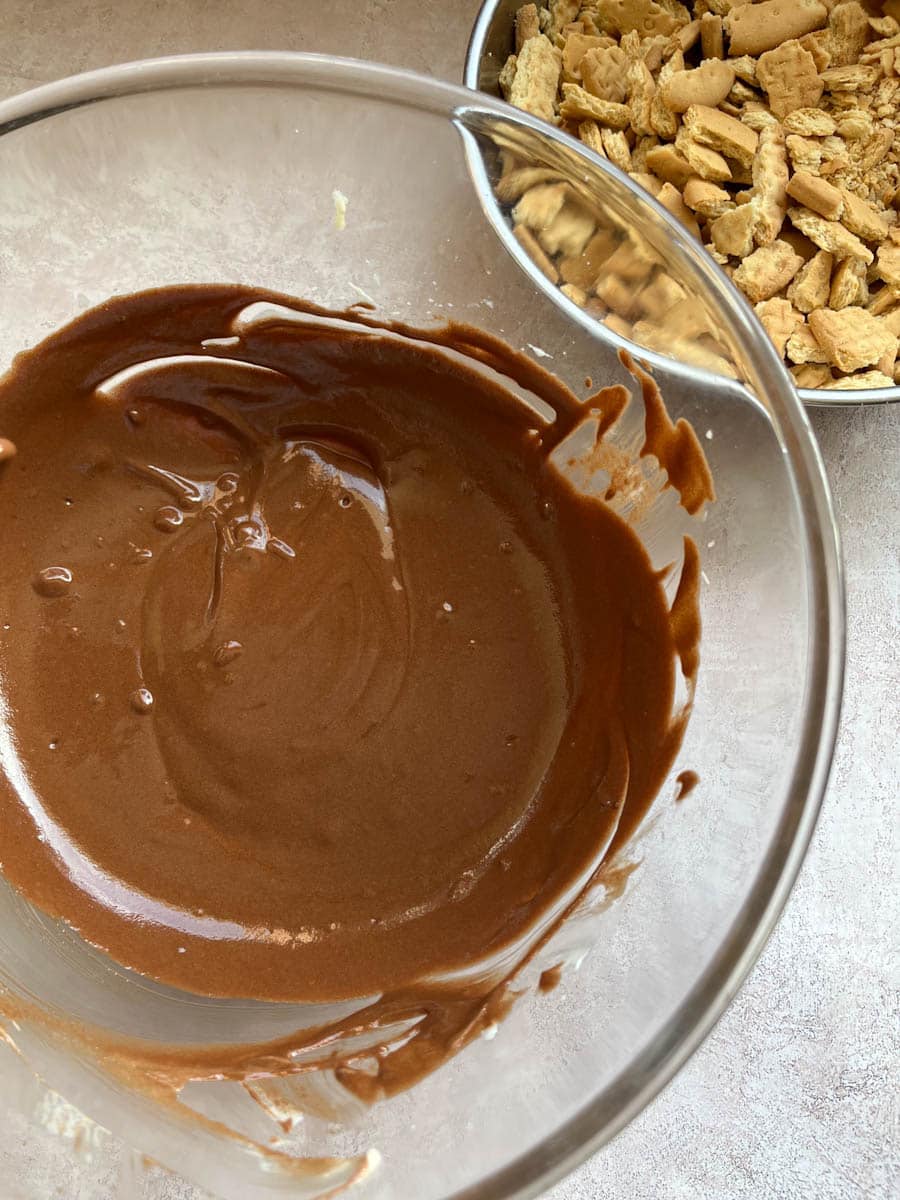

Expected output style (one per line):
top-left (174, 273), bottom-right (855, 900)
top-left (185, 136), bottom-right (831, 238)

top-left (0, 286), bottom-right (710, 1112)
top-left (675, 769), bottom-right (700, 802)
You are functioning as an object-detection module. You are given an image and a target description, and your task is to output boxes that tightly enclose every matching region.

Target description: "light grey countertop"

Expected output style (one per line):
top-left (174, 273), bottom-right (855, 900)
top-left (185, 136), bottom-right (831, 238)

top-left (0, 3), bottom-right (896, 1198)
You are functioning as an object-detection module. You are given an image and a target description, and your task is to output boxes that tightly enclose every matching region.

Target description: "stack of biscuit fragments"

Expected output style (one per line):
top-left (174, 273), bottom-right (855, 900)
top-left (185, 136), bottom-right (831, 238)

top-left (497, 0), bottom-right (900, 390)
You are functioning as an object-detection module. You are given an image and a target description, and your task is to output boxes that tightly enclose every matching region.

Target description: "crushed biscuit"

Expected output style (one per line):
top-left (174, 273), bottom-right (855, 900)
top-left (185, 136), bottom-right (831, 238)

top-left (683, 177), bottom-right (733, 219)
top-left (756, 40), bottom-right (823, 119)
top-left (821, 369), bottom-right (895, 389)
top-left (558, 228), bottom-right (619, 289)
top-left (645, 143), bottom-right (694, 187)
top-left (787, 323), bottom-right (829, 364)
top-left (660, 61), bottom-right (735, 111)
top-left (577, 119), bottom-right (607, 157)
top-left (509, 35), bottom-right (562, 121)
top-left (751, 123), bottom-right (788, 246)
top-left (627, 57), bottom-right (658, 135)
top-left (732, 239), bottom-right (804, 302)
top-left (754, 298), bottom-right (805, 355)
top-left (683, 103), bottom-right (758, 167)
top-left (809, 305), bottom-right (897, 371)
top-left (490, 0), bottom-right (900, 390)
top-left (676, 126), bottom-right (733, 180)
top-left (783, 109), bottom-right (837, 138)
top-left (650, 52), bottom-right (683, 138)
top-left (581, 44), bottom-right (630, 101)
top-left (788, 249), bottom-right (834, 314)
top-left (599, 0), bottom-right (685, 39)
top-left (560, 282), bottom-right (588, 306)
top-left (820, 63), bottom-right (880, 91)
top-left (788, 207), bottom-right (874, 264)
top-left (786, 172), bottom-right (844, 221)
top-left (829, 258), bottom-right (867, 310)
top-left (826, 1), bottom-right (871, 69)
top-left (601, 128), bottom-right (633, 171)
top-left (559, 83), bottom-right (632, 126)
top-left (791, 362), bottom-right (833, 388)
top-left (710, 202), bottom-right (756, 257)
top-left (839, 189), bottom-right (890, 243)
top-left (700, 12), bottom-right (724, 61)
top-left (562, 33), bottom-right (612, 78)
top-left (515, 3), bottom-right (541, 51)
top-left (656, 181), bottom-right (701, 237)
top-left (725, 0), bottom-right (828, 59)
top-left (875, 243), bottom-right (900, 288)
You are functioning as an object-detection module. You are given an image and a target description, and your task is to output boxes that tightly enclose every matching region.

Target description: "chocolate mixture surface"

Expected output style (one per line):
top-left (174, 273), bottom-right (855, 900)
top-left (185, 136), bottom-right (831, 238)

top-left (0, 286), bottom-right (708, 1009)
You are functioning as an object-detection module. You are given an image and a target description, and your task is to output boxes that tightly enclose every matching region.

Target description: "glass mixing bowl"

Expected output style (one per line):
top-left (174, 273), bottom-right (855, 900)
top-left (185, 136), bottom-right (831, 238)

top-left (0, 54), bottom-right (843, 1200)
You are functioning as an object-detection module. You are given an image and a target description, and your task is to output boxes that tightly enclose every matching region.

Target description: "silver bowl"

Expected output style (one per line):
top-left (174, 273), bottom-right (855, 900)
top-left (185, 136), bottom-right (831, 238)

top-left (464, 0), bottom-right (900, 409)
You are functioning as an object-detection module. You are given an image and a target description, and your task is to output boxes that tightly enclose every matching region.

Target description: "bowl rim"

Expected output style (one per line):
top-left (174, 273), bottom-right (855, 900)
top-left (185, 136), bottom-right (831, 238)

top-left (463, 0), bottom-right (900, 411)
top-left (0, 51), bottom-right (845, 1200)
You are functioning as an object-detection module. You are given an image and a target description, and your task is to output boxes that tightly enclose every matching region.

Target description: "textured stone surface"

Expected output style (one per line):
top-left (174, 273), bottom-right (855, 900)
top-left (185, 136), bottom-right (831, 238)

top-left (0, 2), bottom-right (897, 1198)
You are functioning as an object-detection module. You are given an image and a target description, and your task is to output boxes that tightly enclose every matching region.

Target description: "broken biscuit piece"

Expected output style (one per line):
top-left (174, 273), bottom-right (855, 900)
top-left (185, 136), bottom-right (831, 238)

top-left (756, 40), bottom-right (824, 119)
top-left (710, 203), bottom-right (756, 258)
top-left (725, 0), bottom-right (828, 58)
top-left (788, 207), bottom-right (873, 265)
top-left (829, 259), bottom-right (867, 311)
top-left (732, 239), bottom-right (804, 302)
top-left (808, 306), bottom-right (898, 372)
top-left (751, 123), bottom-right (788, 246)
top-left (660, 61), bottom-right (735, 111)
top-left (787, 250), bottom-right (834, 314)
top-left (754, 298), bottom-right (805, 355)
top-left (515, 3), bottom-right (541, 51)
top-left (786, 173), bottom-right (844, 222)
top-left (559, 83), bottom-right (632, 127)
top-left (821, 369), bottom-right (895, 390)
top-left (509, 35), bottom-right (562, 122)
top-left (838, 190), bottom-right (890, 243)
top-left (787, 323), bottom-right (829, 364)
top-left (682, 103), bottom-right (758, 168)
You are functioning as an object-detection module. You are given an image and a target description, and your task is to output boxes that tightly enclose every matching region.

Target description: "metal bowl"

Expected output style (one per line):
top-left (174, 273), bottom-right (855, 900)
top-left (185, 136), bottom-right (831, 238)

top-left (464, 0), bottom-right (900, 409)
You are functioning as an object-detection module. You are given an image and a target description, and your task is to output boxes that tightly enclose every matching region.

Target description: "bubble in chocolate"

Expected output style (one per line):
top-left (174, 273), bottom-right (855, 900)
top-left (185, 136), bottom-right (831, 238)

top-left (154, 505), bottom-right (183, 533)
top-left (338, 493), bottom-right (352, 509)
top-left (130, 545), bottom-right (153, 564)
top-left (125, 407), bottom-right (145, 427)
top-left (33, 566), bottom-right (73, 598)
top-left (130, 687), bottom-right (154, 714)
top-left (0, 437), bottom-right (16, 463)
top-left (213, 640), bottom-right (243, 668)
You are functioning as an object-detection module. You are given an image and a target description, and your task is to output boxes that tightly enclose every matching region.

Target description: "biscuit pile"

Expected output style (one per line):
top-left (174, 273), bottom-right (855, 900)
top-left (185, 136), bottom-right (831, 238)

top-left (497, 0), bottom-right (900, 390)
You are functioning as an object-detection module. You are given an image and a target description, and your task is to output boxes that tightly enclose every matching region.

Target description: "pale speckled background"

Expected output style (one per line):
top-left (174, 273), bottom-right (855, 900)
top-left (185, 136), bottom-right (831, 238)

top-left (0, 2), bottom-right (897, 1198)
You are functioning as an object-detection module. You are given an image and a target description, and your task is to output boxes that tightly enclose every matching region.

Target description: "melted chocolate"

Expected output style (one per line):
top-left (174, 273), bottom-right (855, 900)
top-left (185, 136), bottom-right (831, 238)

top-left (0, 288), bottom-right (709, 1076)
